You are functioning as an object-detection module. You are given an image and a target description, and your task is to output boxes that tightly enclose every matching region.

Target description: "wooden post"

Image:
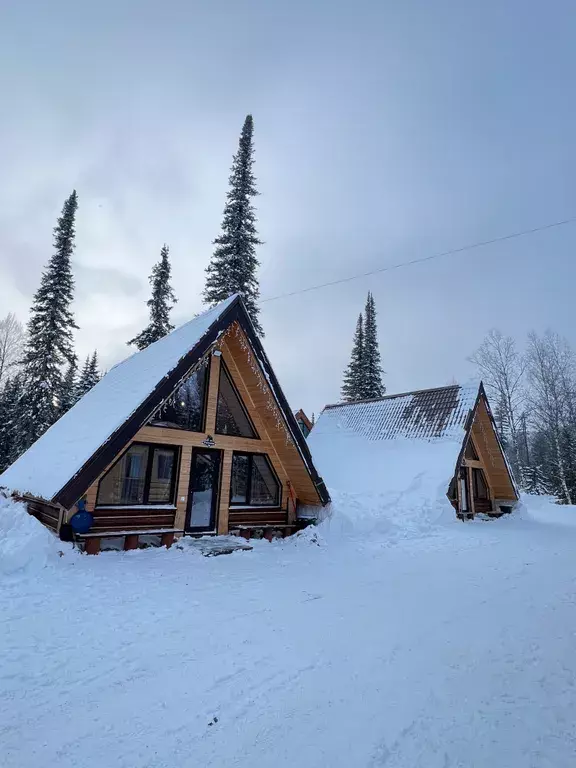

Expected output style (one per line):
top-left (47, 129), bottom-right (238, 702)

top-left (124, 534), bottom-right (139, 551)
top-left (85, 537), bottom-right (101, 555)
top-left (468, 466), bottom-right (475, 519)
top-left (263, 528), bottom-right (274, 542)
top-left (241, 528), bottom-right (252, 540)
top-left (161, 532), bottom-right (175, 548)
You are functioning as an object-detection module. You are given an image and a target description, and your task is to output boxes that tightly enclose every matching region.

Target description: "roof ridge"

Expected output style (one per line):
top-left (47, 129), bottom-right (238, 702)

top-left (323, 383), bottom-right (465, 410)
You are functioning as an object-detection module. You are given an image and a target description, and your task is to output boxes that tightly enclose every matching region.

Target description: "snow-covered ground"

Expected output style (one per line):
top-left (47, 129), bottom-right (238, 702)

top-left (2, 494), bottom-right (576, 767)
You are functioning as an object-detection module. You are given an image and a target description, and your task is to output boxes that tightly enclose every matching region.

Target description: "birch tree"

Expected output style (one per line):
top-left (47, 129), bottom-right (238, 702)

top-left (526, 331), bottom-right (575, 504)
top-left (0, 313), bottom-right (25, 385)
top-left (469, 329), bottom-right (525, 475)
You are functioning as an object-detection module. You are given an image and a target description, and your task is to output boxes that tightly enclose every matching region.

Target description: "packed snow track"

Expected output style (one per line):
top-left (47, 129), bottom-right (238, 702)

top-left (2, 497), bottom-right (576, 767)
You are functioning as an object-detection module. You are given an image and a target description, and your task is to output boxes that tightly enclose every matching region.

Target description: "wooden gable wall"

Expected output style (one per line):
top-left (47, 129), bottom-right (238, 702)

top-left (467, 396), bottom-right (517, 502)
top-left (80, 322), bottom-right (323, 536)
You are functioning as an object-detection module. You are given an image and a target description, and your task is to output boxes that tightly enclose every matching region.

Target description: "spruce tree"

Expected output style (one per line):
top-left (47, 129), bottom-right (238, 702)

top-left (20, 190), bottom-right (79, 447)
top-left (128, 244), bottom-right (177, 350)
top-left (203, 114), bottom-right (264, 336)
top-left (59, 358), bottom-right (78, 415)
top-left (76, 352), bottom-right (100, 400)
top-left (341, 314), bottom-right (365, 402)
top-left (361, 291), bottom-right (385, 399)
top-left (0, 375), bottom-right (26, 472)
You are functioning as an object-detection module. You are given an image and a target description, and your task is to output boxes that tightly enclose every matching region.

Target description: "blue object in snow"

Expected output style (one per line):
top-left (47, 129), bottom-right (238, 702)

top-left (69, 510), bottom-right (94, 534)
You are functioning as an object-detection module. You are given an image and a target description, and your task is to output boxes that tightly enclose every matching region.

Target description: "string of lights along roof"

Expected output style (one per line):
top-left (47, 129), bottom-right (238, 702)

top-left (260, 214), bottom-right (576, 304)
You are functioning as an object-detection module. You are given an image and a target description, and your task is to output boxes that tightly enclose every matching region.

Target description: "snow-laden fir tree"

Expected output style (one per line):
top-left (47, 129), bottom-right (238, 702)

top-left (128, 244), bottom-right (177, 350)
top-left (203, 115), bottom-right (264, 336)
top-left (59, 358), bottom-right (78, 416)
top-left (0, 375), bottom-right (26, 472)
top-left (76, 352), bottom-right (100, 400)
top-left (360, 291), bottom-right (385, 399)
top-left (341, 314), bottom-right (365, 401)
top-left (19, 190), bottom-right (79, 448)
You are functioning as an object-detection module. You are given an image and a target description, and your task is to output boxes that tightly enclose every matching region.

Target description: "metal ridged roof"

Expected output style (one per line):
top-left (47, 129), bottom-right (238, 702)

top-left (320, 384), bottom-right (479, 442)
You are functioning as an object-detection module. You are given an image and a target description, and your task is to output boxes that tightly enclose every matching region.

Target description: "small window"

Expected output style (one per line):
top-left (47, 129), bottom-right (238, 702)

top-left (473, 468), bottom-right (489, 500)
top-left (216, 364), bottom-right (256, 438)
top-left (148, 365), bottom-right (208, 432)
top-left (97, 443), bottom-right (178, 507)
top-left (230, 453), bottom-right (280, 507)
top-left (465, 440), bottom-right (479, 460)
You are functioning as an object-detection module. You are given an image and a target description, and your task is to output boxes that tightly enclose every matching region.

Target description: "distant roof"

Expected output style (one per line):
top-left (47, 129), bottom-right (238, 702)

top-left (308, 384), bottom-right (480, 505)
top-left (0, 296), bottom-right (239, 501)
top-left (322, 384), bottom-right (479, 442)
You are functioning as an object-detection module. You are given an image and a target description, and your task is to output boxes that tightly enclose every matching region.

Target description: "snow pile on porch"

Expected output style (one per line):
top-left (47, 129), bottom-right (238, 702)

top-left (0, 494), bottom-right (63, 576)
top-left (0, 295), bottom-right (238, 500)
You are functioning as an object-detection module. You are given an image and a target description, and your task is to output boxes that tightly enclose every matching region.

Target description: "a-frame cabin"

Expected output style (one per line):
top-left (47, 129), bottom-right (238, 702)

top-left (309, 383), bottom-right (518, 519)
top-left (0, 296), bottom-right (329, 553)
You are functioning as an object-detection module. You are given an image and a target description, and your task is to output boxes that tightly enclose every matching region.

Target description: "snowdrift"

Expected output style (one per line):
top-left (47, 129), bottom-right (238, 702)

top-left (311, 437), bottom-right (459, 540)
top-left (0, 494), bottom-right (64, 576)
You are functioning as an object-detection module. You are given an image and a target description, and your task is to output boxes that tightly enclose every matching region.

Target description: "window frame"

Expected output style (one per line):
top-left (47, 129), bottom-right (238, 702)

top-left (215, 360), bottom-right (259, 440)
top-left (472, 467), bottom-right (490, 501)
top-left (96, 441), bottom-right (180, 508)
top-left (229, 451), bottom-right (282, 508)
top-left (148, 361), bottom-right (210, 434)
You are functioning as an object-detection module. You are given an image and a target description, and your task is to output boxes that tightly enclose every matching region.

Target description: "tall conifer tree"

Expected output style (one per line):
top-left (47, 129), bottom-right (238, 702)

top-left (59, 358), bottom-right (78, 415)
top-left (341, 314), bottom-right (365, 402)
top-left (20, 190), bottom-right (79, 447)
top-left (0, 375), bottom-right (26, 472)
top-left (128, 244), bottom-right (177, 350)
top-left (203, 114), bottom-right (264, 336)
top-left (361, 291), bottom-right (385, 399)
top-left (76, 351), bottom-right (100, 399)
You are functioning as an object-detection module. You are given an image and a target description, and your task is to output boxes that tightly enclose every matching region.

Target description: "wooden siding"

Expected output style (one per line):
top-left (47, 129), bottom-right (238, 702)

top-left (22, 496), bottom-right (64, 532)
top-left (469, 398), bottom-right (517, 501)
top-left (80, 337), bottom-right (314, 535)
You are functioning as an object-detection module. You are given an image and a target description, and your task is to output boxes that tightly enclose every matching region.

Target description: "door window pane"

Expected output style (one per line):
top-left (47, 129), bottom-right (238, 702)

top-left (149, 365), bottom-right (207, 432)
top-left (97, 445), bottom-right (149, 505)
top-left (189, 452), bottom-right (220, 529)
top-left (231, 454), bottom-right (249, 503)
top-left (216, 365), bottom-right (256, 437)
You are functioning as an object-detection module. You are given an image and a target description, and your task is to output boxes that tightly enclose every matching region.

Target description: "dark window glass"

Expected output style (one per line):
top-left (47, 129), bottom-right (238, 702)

top-left (216, 365), bottom-right (256, 438)
top-left (465, 440), bottom-right (479, 460)
top-left (230, 453), bottom-right (280, 507)
top-left (149, 365), bottom-right (207, 432)
top-left (251, 455), bottom-right (278, 505)
top-left (97, 444), bottom-right (177, 506)
top-left (473, 468), bottom-right (489, 500)
top-left (148, 449), bottom-right (175, 504)
top-left (231, 454), bottom-right (249, 503)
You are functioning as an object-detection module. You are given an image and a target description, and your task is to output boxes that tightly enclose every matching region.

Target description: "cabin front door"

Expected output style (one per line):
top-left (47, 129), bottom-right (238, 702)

top-left (186, 448), bottom-right (222, 533)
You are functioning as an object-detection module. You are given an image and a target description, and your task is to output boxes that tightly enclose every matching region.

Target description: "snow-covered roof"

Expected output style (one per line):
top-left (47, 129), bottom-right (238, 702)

top-left (0, 296), bottom-right (238, 501)
top-left (308, 384), bottom-right (480, 520)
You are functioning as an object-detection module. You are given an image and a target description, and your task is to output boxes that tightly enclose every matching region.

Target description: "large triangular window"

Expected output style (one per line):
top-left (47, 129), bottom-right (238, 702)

top-left (148, 363), bottom-right (208, 432)
top-left (216, 363), bottom-right (256, 438)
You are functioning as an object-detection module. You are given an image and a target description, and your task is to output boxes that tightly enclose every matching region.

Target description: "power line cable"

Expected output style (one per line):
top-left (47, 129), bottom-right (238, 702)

top-left (260, 214), bottom-right (576, 304)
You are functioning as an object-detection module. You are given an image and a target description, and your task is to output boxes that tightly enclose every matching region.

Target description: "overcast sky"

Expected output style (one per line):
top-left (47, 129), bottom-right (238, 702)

top-left (1, 0), bottom-right (576, 416)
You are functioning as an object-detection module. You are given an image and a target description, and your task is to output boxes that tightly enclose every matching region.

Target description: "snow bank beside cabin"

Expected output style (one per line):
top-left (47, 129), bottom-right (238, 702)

top-left (309, 431), bottom-right (461, 539)
top-left (0, 495), bottom-right (63, 576)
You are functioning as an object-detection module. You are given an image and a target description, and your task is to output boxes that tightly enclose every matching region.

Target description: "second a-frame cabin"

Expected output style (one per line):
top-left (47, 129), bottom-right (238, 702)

top-left (309, 383), bottom-right (518, 519)
top-left (0, 296), bottom-right (329, 553)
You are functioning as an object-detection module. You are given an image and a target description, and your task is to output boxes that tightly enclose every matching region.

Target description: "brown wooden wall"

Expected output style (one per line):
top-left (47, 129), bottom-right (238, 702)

top-left (456, 395), bottom-right (517, 515)
top-left (79, 331), bottom-right (321, 535)
top-left (22, 496), bottom-right (64, 532)
top-left (470, 398), bottom-right (517, 501)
